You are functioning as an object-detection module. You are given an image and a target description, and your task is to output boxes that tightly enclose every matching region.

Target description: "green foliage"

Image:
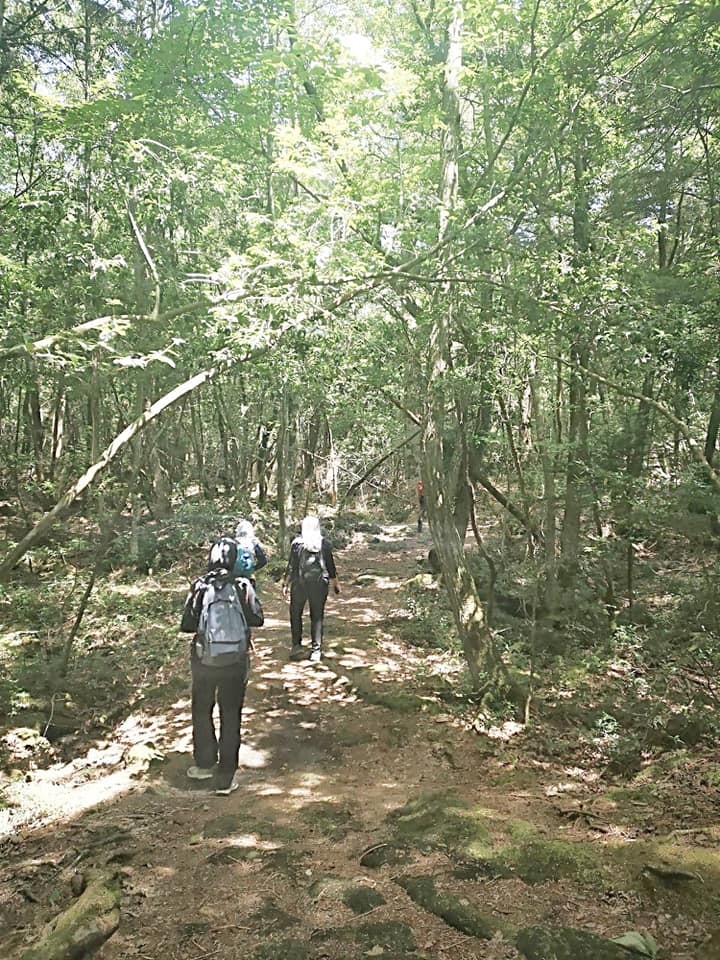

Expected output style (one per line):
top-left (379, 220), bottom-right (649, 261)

top-left (391, 576), bottom-right (457, 651)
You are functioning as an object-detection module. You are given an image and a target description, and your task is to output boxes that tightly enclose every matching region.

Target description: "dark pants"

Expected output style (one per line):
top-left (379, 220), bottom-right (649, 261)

top-left (191, 658), bottom-right (248, 787)
top-left (290, 580), bottom-right (329, 651)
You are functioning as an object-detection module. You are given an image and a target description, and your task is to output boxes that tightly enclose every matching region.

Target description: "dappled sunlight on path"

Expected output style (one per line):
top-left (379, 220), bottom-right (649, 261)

top-left (4, 521), bottom-right (714, 960)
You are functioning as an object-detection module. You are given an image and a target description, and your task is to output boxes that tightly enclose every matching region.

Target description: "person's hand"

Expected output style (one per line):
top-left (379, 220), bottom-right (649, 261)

top-left (282, 582), bottom-right (289, 599)
top-left (334, 583), bottom-right (341, 596)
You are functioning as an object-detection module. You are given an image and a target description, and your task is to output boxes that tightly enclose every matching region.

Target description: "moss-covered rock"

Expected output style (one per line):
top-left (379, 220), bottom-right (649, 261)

top-left (355, 573), bottom-right (381, 586)
top-left (342, 885), bottom-right (386, 914)
top-left (490, 838), bottom-right (604, 885)
top-left (334, 726), bottom-right (374, 747)
top-left (387, 791), bottom-right (493, 861)
top-left (515, 925), bottom-right (630, 960)
top-left (704, 927), bottom-right (720, 960)
top-left (397, 875), bottom-right (501, 940)
top-left (308, 876), bottom-right (350, 902)
top-left (203, 814), bottom-right (298, 843)
top-left (22, 871), bottom-right (121, 960)
top-left (179, 921), bottom-right (211, 940)
top-left (355, 683), bottom-right (428, 713)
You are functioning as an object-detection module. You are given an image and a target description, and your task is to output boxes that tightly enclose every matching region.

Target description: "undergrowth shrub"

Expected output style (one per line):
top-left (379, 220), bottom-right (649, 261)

top-left (388, 576), bottom-right (456, 650)
top-left (107, 502), bottom-right (279, 572)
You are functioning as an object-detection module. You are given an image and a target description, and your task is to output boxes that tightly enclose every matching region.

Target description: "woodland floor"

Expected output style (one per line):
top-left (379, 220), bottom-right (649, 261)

top-left (1, 523), bottom-right (720, 960)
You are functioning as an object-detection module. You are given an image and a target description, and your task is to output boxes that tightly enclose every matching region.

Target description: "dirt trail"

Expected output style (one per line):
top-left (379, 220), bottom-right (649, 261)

top-left (0, 527), bottom-right (717, 960)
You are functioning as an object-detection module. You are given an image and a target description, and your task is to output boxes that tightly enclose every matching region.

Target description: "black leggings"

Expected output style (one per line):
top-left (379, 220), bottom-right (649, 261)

top-left (289, 580), bottom-right (329, 651)
top-left (191, 658), bottom-right (248, 785)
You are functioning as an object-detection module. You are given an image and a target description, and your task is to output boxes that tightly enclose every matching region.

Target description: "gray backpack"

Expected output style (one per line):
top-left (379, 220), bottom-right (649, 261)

top-left (196, 576), bottom-right (249, 666)
top-left (298, 543), bottom-right (327, 584)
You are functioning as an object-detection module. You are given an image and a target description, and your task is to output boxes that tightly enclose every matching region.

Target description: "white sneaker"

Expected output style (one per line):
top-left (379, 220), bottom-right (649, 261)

top-left (186, 765), bottom-right (215, 781)
top-left (215, 781), bottom-right (239, 796)
top-left (308, 648), bottom-right (322, 663)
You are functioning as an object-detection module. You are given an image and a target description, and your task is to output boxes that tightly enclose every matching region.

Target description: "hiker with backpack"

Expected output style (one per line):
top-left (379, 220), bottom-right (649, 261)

top-left (282, 515), bottom-right (340, 663)
top-left (233, 518), bottom-right (268, 582)
top-left (180, 537), bottom-right (264, 795)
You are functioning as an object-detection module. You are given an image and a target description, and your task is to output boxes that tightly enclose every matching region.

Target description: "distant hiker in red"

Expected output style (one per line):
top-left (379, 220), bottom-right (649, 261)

top-left (417, 480), bottom-right (426, 533)
top-left (180, 537), bottom-right (264, 795)
top-left (282, 515), bottom-right (340, 663)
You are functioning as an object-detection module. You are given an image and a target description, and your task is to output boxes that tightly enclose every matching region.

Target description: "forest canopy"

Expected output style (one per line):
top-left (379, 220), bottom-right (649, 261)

top-left (1, 0), bottom-right (719, 688)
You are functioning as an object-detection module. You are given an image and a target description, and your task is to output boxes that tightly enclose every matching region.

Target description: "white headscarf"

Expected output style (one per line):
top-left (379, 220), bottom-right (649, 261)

top-left (235, 519), bottom-right (255, 546)
top-left (301, 515), bottom-right (322, 552)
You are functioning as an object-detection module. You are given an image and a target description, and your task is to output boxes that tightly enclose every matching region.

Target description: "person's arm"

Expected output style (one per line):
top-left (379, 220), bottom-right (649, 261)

top-left (253, 543), bottom-right (268, 571)
top-left (179, 580), bottom-right (202, 633)
top-left (282, 543), bottom-right (296, 598)
top-left (238, 578), bottom-right (264, 627)
top-left (323, 540), bottom-right (340, 595)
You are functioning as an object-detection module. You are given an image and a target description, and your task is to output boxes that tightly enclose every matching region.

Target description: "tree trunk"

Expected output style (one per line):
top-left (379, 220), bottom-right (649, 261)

top-left (529, 365), bottom-right (559, 614)
top-left (627, 371), bottom-right (655, 478)
top-left (276, 382), bottom-right (289, 552)
top-left (704, 359), bottom-right (720, 467)
top-left (49, 378), bottom-right (66, 481)
top-left (559, 122), bottom-right (591, 588)
top-left (420, 1), bottom-right (503, 688)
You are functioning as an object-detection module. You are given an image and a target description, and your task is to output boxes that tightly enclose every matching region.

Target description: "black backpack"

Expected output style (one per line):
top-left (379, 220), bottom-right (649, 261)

top-left (196, 574), bottom-right (250, 666)
top-left (298, 542), bottom-right (327, 584)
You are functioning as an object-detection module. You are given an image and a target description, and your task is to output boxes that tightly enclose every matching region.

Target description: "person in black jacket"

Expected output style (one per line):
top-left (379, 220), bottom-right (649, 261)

top-left (282, 515), bottom-right (340, 663)
top-left (180, 537), bottom-right (264, 795)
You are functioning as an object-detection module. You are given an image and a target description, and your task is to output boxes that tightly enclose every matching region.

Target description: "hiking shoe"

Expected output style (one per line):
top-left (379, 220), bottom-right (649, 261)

top-left (308, 648), bottom-right (322, 663)
top-left (186, 765), bottom-right (215, 781)
top-left (289, 644), bottom-right (307, 661)
top-left (215, 781), bottom-right (239, 796)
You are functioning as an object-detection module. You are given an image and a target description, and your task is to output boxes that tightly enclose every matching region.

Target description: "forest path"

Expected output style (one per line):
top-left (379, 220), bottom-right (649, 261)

top-left (0, 525), bottom-right (715, 960)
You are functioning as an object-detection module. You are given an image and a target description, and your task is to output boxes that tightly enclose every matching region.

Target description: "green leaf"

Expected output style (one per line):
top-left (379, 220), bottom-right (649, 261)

top-left (611, 931), bottom-right (658, 957)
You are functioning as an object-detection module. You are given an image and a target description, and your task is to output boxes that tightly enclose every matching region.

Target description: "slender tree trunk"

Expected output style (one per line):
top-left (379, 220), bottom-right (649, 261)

top-left (50, 378), bottom-right (66, 481)
top-left (559, 122), bottom-right (591, 587)
top-left (255, 423), bottom-right (273, 506)
top-left (704, 359), bottom-right (720, 467)
top-left (627, 371), bottom-right (655, 478)
top-left (530, 365), bottom-right (559, 614)
top-left (420, 1), bottom-right (504, 690)
top-left (276, 383), bottom-right (289, 551)
top-left (214, 385), bottom-right (231, 490)
top-left (497, 393), bottom-right (531, 520)
top-left (27, 376), bottom-right (44, 483)
top-left (190, 394), bottom-right (214, 498)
